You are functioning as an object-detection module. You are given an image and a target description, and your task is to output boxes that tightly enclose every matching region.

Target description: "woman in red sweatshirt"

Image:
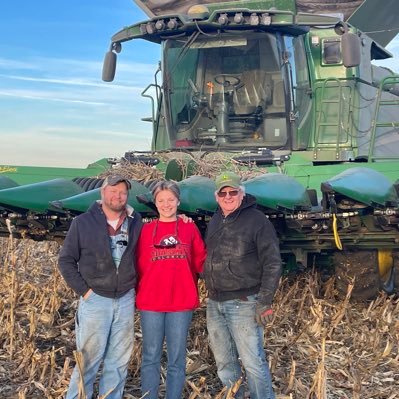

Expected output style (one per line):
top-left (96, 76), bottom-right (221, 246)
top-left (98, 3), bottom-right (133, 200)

top-left (136, 180), bottom-right (206, 399)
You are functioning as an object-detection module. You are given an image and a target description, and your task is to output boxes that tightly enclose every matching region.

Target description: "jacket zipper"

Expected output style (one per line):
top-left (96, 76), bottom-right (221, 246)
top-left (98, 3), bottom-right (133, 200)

top-left (115, 267), bottom-right (119, 296)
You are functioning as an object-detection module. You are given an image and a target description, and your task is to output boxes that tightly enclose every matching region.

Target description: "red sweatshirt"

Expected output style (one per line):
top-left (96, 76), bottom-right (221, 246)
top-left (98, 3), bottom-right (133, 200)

top-left (136, 218), bottom-right (207, 312)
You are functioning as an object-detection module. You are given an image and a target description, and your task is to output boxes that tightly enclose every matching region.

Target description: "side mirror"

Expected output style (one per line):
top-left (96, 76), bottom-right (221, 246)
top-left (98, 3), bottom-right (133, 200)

top-left (341, 32), bottom-right (361, 67)
top-left (102, 51), bottom-right (117, 82)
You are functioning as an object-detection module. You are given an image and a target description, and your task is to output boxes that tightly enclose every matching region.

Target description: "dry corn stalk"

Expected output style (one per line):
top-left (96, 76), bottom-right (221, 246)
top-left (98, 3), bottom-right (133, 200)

top-left (1, 237), bottom-right (398, 399)
top-left (73, 350), bottom-right (86, 399)
top-left (226, 375), bottom-right (244, 398)
top-left (307, 337), bottom-right (327, 399)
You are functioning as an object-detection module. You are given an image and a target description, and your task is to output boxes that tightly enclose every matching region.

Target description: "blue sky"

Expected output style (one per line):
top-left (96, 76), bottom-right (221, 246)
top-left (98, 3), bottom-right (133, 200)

top-left (0, 1), bottom-right (398, 167)
top-left (0, 0), bottom-right (159, 167)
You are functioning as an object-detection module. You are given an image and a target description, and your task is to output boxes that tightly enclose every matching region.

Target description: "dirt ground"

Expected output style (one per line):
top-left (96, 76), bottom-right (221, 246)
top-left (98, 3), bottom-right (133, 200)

top-left (0, 236), bottom-right (398, 399)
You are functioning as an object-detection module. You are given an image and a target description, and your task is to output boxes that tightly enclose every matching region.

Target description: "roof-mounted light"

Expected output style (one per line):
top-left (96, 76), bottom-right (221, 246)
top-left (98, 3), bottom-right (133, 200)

top-left (249, 13), bottom-right (260, 26)
top-left (155, 20), bottom-right (165, 31)
top-left (187, 5), bottom-right (210, 20)
top-left (218, 13), bottom-right (229, 25)
top-left (145, 22), bottom-right (156, 34)
top-left (234, 13), bottom-right (244, 24)
top-left (167, 18), bottom-right (178, 29)
top-left (261, 13), bottom-right (271, 26)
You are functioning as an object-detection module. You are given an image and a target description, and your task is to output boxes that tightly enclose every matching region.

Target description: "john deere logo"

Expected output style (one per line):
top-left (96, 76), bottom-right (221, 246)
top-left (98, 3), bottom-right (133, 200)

top-left (0, 166), bottom-right (17, 174)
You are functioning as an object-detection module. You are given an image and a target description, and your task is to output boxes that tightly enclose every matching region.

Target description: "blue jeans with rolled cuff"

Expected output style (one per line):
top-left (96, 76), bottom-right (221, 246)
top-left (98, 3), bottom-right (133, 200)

top-left (66, 289), bottom-right (135, 399)
top-left (140, 310), bottom-right (193, 399)
top-left (206, 296), bottom-right (275, 399)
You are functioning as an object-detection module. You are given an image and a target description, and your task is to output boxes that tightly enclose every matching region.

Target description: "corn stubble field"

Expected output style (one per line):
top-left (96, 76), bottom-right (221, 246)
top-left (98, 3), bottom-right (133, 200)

top-left (0, 236), bottom-right (398, 399)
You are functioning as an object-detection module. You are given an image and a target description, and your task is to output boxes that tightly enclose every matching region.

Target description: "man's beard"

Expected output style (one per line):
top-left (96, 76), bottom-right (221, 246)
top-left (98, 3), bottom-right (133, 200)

top-left (104, 199), bottom-right (126, 213)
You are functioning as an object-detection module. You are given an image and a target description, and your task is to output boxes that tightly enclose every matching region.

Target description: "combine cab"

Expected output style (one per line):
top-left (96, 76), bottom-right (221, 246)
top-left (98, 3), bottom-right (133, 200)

top-left (1, 0), bottom-right (399, 298)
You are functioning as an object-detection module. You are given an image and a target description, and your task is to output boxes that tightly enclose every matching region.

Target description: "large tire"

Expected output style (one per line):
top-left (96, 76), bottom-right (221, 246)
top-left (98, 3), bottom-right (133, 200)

top-left (334, 250), bottom-right (380, 301)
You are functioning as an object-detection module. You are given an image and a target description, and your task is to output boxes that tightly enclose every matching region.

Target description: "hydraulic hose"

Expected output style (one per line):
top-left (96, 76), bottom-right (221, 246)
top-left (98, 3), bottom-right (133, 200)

top-left (332, 213), bottom-right (343, 250)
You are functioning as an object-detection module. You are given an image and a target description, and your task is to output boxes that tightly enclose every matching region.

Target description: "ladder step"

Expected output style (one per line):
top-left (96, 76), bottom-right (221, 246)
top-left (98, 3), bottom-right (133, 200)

top-left (378, 100), bottom-right (399, 105)
top-left (318, 123), bottom-right (340, 127)
top-left (375, 122), bottom-right (399, 127)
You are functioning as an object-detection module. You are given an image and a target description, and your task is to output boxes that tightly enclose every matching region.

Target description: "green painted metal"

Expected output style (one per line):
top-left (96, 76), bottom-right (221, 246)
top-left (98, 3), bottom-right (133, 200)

top-left (164, 159), bottom-right (197, 181)
top-left (0, 176), bottom-right (18, 190)
top-left (50, 189), bottom-right (101, 213)
top-left (178, 176), bottom-right (217, 213)
top-left (1, 0), bottom-right (399, 279)
top-left (321, 167), bottom-right (398, 207)
top-left (50, 180), bottom-right (152, 214)
top-left (199, 0), bottom-right (296, 14)
top-left (112, 1), bottom-right (338, 45)
top-left (133, 0), bottom-right (384, 23)
top-left (127, 177), bottom-right (218, 215)
top-left (127, 180), bottom-right (155, 212)
top-left (244, 173), bottom-right (312, 211)
top-left (0, 179), bottom-right (84, 212)
top-left (0, 159), bottom-right (110, 186)
top-left (281, 153), bottom-right (399, 199)
top-left (134, 0), bottom-right (297, 17)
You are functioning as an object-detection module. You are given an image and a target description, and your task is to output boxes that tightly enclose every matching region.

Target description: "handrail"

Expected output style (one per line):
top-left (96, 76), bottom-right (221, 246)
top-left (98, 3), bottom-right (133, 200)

top-left (141, 83), bottom-right (162, 142)
top-left (313, 78), bottom-right (346, 160)
top-left (368, 75), bottom-right (399, 161)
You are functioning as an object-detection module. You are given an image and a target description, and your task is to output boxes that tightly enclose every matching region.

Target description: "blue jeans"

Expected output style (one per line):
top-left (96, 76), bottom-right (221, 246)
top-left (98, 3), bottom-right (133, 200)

top-left (207, 296), bottom-right (275, 399)
top-left (66, 289), bottom-right (135, 399)
top-left (140, 310), bottom-right (193, 399)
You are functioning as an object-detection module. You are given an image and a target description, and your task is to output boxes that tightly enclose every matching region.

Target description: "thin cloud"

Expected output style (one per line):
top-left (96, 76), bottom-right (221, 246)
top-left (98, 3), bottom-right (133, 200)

top-left (0, 55), bottom-right (157, 79)
top-left (40, 126), bottom-right (148, 140)
top-left (0, 58), bottom-right (39, 71)
top-left (0, 74), bottom-right (134, 90)
top-left (0, 90), bottom-right (107, 106)
top-left (0, 55), bottom-right (159, 104)
top-left (0, 84), bottom-right (151, 107)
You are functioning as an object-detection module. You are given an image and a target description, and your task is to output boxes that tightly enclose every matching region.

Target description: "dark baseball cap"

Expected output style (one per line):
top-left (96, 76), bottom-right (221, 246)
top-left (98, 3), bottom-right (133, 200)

top-left (101, 174), bottom-right (131, 190)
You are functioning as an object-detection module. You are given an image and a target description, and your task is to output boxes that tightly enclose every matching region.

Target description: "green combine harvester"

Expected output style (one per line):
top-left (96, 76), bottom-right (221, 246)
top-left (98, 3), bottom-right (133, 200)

top-left (1, 0), bottom-right (399, 299)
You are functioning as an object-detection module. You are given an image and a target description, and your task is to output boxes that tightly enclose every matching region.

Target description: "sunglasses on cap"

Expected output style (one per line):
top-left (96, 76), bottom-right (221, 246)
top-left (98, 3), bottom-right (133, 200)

top-left (217, 189), bottom-right (240, 198)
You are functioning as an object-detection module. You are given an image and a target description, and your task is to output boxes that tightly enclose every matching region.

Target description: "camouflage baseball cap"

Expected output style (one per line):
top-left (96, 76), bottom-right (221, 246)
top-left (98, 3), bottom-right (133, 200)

top-left (101, 174), bottom-right (131, 190)
top-left (215, 172), bottom-right (241, 192)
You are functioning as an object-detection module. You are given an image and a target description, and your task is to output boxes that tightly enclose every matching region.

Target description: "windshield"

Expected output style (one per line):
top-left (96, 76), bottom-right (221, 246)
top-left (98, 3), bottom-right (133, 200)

top-left (163, 32), bottom-right (291, 150)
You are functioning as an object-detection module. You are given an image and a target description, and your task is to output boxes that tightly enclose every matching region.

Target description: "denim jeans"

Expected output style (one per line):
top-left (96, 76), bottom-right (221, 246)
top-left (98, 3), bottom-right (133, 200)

top-left (66, 289), bottom-right (135, 399)
top-left (207, 296), bottom-right (275, 399)
top-left (140, 310), bottom-right (193, 399)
